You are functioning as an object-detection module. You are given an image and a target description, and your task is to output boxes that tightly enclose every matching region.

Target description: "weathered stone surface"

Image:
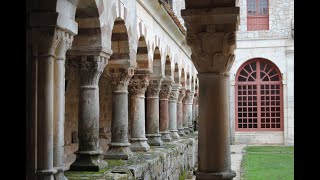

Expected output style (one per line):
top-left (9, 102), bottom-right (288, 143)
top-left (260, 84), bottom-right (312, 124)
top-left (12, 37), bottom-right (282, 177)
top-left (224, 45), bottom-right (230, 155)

top-left (65, 133), bottom-right (198, 180)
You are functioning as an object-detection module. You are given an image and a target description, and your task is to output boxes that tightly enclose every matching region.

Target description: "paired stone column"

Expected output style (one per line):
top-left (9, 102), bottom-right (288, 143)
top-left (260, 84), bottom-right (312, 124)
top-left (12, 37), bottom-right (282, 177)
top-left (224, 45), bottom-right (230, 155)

top-left (182, 5), bottom-right (239, 179)
top-left (159, 79), bottom-right (172, 142)
top-left (177, 88), bottom-right (186, 136)
top-left (146, 77), bottom-right (164, 146)
top-left (70, 55), bottom-right (108, 171)
top-left (128, 70), bottom-right (150, 151)
top-left (35, 29), bottom-right (73, 180)
top-left (169, 84), bottom-right (181, 139)
top-left (105, 67), bottom-right (134, 159)
top-left (53, 35), bottom-right (73, 179)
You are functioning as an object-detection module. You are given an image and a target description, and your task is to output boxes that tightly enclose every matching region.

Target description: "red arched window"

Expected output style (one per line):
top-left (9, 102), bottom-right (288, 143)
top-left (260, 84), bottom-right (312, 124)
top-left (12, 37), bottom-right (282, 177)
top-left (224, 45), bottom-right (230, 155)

top-left (235, 58), bottom-right (283, 131)
top-left (247, 0), bottom-right (269, 31)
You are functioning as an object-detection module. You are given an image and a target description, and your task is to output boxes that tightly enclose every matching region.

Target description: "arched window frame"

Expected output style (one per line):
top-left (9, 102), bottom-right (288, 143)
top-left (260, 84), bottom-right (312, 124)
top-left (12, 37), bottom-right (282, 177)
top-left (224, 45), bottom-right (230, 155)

top-left (235, 58), bottom-right (283, 131)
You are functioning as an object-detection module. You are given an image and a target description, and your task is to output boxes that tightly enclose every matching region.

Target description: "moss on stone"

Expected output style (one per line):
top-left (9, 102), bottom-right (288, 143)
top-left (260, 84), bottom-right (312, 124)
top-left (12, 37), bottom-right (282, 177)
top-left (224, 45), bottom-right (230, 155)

top-left (179, 170), bottom-right (187, 180)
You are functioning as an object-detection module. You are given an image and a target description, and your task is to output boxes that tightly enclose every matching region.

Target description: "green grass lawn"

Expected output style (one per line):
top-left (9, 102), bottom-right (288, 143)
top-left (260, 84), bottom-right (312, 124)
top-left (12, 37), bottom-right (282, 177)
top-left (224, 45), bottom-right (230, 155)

top-left (241, 146), bottom-right (294, 180)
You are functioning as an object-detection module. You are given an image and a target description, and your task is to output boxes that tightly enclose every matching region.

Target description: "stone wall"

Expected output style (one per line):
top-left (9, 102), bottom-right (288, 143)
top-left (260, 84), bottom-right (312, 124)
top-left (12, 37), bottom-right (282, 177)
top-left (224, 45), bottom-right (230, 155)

top-left (66, 133), bottom-right (198, 180)
top-left (237, 0), bottom-right (294, 39)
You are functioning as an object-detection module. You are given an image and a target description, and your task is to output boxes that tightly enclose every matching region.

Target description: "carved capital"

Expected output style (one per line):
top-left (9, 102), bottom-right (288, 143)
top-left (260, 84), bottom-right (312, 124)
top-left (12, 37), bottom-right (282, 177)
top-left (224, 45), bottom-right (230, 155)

top-left (146, 77), bottom-right (163, 98)
top-left (32, 27), bottom-right (74, 57)
top-left (159, 80), bottom-right (173, 100)
top-left (128, 70), bottom-right (150, 97)
top-left (187, 31), bottom-right (236, 74)
top-left (183, 90), bottom-right (195, 104)
top-left (169, 84), bottom-right (181, 102)
top-left (178, 88), bottom-right (186, 103)
top-left (107, 67), bottom-right (134, 92)
top-left (79, 56), bottom-right (107, 86)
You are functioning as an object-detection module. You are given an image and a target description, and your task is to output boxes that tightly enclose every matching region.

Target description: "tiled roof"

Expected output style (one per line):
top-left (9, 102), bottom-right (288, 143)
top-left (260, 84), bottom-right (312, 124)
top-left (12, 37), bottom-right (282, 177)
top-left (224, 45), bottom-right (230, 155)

top-left (158, 0), bottom-right (186, 35)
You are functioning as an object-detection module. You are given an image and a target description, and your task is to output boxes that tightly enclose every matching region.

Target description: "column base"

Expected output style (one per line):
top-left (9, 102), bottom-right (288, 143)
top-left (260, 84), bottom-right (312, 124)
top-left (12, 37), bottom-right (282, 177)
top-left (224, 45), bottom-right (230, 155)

top-left (196, 170), bottom-right (236, 180)
top-left (36, 168), bottom-right (57, 180)
top-left (70, 150), bottom-right (107, 171)
top-left (130, 138), bottom-right (150, 152)
top-left (184, 127), bottom-right (190, 134)
top-left (170, 130), bottom-right (180, 139)
top-left (178, 128), bottom-right (185, 136)
top-left (146, 134), bottom-right (164, 146)
top-left (189, 126), bottom-right (194, 132)
top-left (54, 167), bottom-right (68, 180)
top-left (104, 143), bottom-right (133, 160)
top-left (160, 131), bottom-right (172, 142)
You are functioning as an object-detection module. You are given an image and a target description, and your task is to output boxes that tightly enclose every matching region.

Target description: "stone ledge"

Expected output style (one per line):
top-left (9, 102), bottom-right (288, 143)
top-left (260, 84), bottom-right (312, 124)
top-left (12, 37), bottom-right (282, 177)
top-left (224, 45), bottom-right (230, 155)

top-left (65, 132), bottom-right (198, 180)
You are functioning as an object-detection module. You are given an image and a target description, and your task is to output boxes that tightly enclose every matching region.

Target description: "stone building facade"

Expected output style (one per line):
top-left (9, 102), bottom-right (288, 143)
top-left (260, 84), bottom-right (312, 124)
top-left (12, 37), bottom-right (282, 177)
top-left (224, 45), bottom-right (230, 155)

top-left (229, 0), bottom-right (294, 145)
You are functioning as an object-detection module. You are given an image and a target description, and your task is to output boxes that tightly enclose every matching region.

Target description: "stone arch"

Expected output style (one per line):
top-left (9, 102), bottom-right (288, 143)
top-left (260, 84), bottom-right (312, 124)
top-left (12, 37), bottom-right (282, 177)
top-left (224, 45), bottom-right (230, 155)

top-left (186, 72), bottom-right (191, 90)
top-left (165, 55), bottom-right (172, 77)
top-left (174, 63), bottom-right (180, 84)
top-left (181, 68), bottom-right (186, 88)
top-left (107, 1), bottom-right (136, 64)
top-left (152, 47), bottom-right (162, 75)
top-left (109, 17), bottom-right (130, 63)
top-left (69, 0), bottom-right (103, 51)
top-left (136, 36), bottom-right (150, 70)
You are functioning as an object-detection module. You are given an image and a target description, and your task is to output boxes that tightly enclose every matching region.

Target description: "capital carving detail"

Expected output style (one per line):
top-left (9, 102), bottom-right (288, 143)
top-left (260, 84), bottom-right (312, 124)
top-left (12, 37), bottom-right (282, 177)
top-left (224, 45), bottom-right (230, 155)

top-left (108, 67), bottom-right (134, 92)
top-left (128, 70), bottom-right (150, 96)
top-left (169, 85), bottom-right (181, 102)
top-left (187, 31), bottom-right (236, 74)
top-left (146, 78), bottom-right (163, 98)
top-left (159, 80), bottom-right (173, 100)
top-left (32, 27), bottom-right (74, 57)
top-left (79, 56), bottom-right (107, 86)
top-left (183, 90), bottom-right (195, 104)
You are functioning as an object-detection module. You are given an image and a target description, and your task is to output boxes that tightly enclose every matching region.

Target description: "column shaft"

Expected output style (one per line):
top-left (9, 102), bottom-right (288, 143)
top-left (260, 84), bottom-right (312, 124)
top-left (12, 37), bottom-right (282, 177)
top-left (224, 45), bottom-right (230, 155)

top-left (53, 57), bottom-right (67, 179)
top-left (177, 89), bottom-right (186, 136)
top-left (37, 55), bottom-right (56, 180)
top-left (159, 80), bottom-right (172, 142)
top-left (196, 73), bottom-right (235, 180)
top-left (169, 84), bottom-right (180, 139)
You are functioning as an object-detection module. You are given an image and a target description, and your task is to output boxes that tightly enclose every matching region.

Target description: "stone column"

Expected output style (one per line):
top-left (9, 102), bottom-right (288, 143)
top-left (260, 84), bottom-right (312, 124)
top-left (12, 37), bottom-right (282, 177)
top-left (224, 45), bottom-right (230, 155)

top-left (183, 90), bottom-right (194, 134)
top-left (177, 88), bottom-right (186, 136)
top-left (192, 95), bottom-right (198, 131)
top-left (36, 51), bottom-right (56, 180)
top-left (169, 84), bottom-right (180, 139)
top-left (128, 70), bottom-right (150, 151)
top-left (159, 79), bottom-right (172, 142)
top-left (182, 5), bottom-right (239, 179)
top-left (53, 36), bottom-right (72, 179)
top-left (105, 67), bottom-right (134, 159)
top-left (146, 77), bottom-right (164, 146)
top-left (70, 55), bottom-right (108, 171)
